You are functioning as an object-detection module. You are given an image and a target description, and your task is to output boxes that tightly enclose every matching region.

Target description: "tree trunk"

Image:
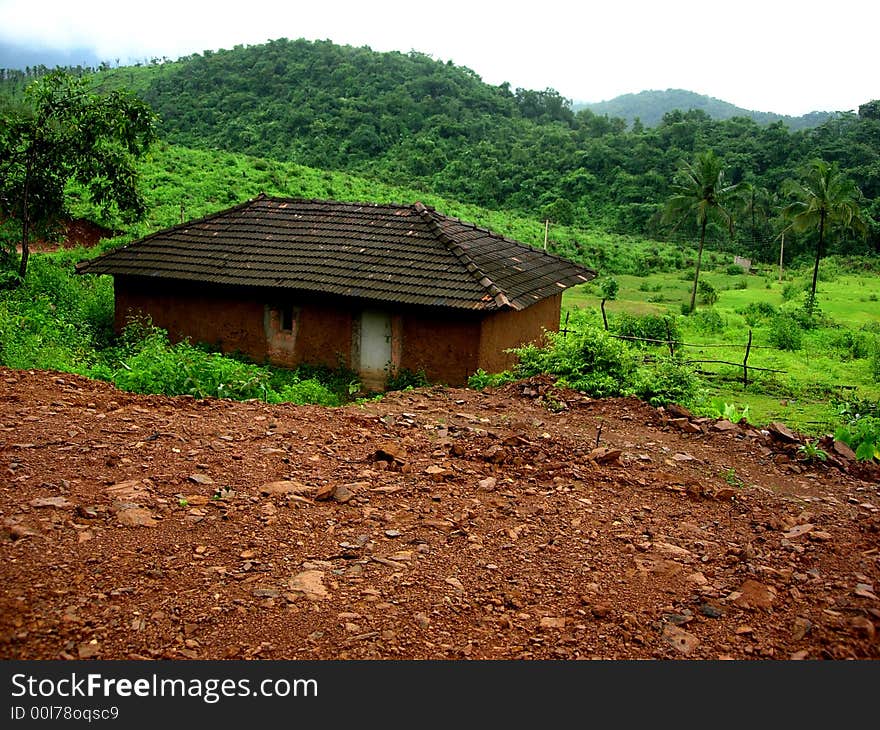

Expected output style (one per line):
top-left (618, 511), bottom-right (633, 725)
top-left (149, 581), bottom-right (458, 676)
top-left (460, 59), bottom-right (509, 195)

top-left (17, 143), bottom-right (35, 282)
top-left (689, 218), bottom-right (707, 313)
top-left (808, 211), bottom-right (825, 313)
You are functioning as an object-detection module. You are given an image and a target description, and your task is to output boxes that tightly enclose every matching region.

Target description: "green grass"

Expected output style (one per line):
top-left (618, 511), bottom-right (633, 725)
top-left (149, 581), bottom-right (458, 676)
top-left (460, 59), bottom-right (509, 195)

top-left (563, 258), bottom-right (880, 435)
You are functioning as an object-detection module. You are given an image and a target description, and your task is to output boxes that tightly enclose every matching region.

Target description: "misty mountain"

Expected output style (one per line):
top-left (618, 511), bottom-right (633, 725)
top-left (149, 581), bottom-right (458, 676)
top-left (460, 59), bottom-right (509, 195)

top-left (0, 41), bottom-right (105, 72)
top-left (574, 89), bottom-right (837, 130)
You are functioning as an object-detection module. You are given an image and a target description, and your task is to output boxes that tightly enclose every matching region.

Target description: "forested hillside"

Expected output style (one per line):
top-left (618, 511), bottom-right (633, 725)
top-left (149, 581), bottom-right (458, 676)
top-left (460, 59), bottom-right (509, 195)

top-left (575, 89), bottom-right (836, 130)
top-left (2, 37), bottom-right (879, 261)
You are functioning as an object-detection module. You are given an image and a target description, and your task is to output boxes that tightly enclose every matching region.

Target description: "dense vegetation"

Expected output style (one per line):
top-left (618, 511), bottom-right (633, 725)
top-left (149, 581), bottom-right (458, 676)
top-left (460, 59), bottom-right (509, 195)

top-left (3, 37), bottom-right (878, 261)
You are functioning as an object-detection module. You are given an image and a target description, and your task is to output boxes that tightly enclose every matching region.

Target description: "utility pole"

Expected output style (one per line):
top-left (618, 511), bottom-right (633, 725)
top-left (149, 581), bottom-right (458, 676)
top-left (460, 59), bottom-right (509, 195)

top-left (778, 231), bottom-right (785, 282)
top-left (543, 220), bottom-right (549, 251)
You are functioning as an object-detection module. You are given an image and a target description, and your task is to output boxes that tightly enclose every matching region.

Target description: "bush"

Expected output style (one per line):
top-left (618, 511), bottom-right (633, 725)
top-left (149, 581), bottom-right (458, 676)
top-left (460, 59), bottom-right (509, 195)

top-left (514, 327), bottom-right (637, 398)
top-left (738, 301), bottom-right (777, 326)
top-left (726, 264), bottom-right (748, 275)
top-left (690, 309), bottom-right (725, 334)
top-left (611, 312), bottom-right (679, 345)
top-left (768, 312), bottom-right (804, 351)
top-left (697, 280), bottom-right (719, 305)
top-left (386, 367), bottom-right (429, 391)
top-left (468, 368), bottom-right (516, 390)
top-left (634, 356), bottom-right (702, 407)
top-left (835, 416), bottom-right (880, 461)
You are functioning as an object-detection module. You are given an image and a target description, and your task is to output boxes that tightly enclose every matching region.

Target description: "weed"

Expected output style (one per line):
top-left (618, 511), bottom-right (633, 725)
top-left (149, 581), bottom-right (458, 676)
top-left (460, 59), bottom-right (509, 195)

top-left (797, 440), bottom-right (828, 463)
top-left (721, 467), bottom-right (744, 487)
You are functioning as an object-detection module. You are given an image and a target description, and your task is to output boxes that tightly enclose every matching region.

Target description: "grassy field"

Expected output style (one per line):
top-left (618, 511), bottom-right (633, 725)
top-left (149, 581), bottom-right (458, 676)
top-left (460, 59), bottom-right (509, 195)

top-left (563, 258), bottom-right (880, 434)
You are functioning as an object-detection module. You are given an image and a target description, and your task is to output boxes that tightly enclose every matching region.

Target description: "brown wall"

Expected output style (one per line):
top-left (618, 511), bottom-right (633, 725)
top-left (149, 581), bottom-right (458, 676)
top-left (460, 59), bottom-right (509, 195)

top-left (114, 277), bottom-right (352, 370)
top-left (399, 312), bottom-right (481, 386)
top-left (477, 294), bottom-right (561, 374)
top-left (113, 277), bottom-right (560, 387)
top-left (115, 277), bottom-right (270, 359)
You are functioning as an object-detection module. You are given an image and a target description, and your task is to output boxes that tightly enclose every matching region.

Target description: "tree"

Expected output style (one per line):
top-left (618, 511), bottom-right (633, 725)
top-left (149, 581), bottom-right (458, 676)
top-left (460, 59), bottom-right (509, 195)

top-left (599, 277), bottom-right (618, 330)
top-left (662, 149), bottom-right (738, 313)
top-left (782, 159), bottom-right (866, 314)
top-left (0, 70), bottom-right (156, 281)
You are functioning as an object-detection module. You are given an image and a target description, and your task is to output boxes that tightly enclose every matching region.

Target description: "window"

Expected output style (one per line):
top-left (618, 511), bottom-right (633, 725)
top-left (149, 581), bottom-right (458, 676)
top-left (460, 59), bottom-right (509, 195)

top-left (280, 303), bottom-right (294, 332)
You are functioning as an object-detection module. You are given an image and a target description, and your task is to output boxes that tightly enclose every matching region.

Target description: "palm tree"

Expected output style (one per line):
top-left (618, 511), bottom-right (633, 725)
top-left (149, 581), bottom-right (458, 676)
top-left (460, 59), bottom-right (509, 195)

top-left (783, 159), bottom-right (865, 314)
top-left (662, 150), bottom-right (738, 313)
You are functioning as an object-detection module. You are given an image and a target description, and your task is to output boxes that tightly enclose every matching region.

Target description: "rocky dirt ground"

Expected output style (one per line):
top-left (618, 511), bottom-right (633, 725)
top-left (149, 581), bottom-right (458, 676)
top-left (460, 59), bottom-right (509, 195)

top-left (1, 367), bottom-right (878, 661)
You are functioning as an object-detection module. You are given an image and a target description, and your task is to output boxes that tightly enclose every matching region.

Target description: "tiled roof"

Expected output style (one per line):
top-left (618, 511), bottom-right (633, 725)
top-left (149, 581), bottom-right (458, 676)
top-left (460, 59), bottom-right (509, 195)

top-left (76, 195), bottom-right (595, 311)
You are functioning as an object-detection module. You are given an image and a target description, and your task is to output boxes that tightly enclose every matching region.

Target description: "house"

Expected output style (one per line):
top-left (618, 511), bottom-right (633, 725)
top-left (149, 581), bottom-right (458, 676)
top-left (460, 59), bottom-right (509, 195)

top-left (76, 195), bottom-right (596, 388)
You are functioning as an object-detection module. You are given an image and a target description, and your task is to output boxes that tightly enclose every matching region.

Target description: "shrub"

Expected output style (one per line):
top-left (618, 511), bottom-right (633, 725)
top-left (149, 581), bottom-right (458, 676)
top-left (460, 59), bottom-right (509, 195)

top-left (514, 327), bottom-right (637, 398)
top-left (726, 264), bottom-right (748, 275)
top-left (768, 312), bottom-right (803, 351)
top-left (386, 367), bottom-right (429, 391)
top-left (690, 309), bottom-right (725, 334)
top-left (468, 368), bottom-right (516, 390)
top-left (738, 301), bottom-right (777, 327)
top-left (633, 356), bottom-right (702, 407)
top-left (697, 280), bottom-right (719, 305)
top-left (611, 312), bottom-right (679, 345)
top-left (835, 416), bottom-right (880, 461)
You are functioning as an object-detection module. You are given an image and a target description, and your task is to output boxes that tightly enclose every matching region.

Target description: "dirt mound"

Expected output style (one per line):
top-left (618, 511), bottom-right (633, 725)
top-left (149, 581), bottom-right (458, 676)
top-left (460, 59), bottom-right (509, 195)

top-left (14, 218), bottom-right (114, 253)
top-left (1, 367), bottom-right (878, 660)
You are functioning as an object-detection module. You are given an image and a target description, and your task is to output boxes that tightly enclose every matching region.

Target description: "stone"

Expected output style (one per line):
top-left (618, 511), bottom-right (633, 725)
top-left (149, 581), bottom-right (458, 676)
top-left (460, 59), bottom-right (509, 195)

top-left (832, 440), bottom-right (857, 461)
top-left (732, 579), bottom-right (776, 611)
top-left (188, 473), bottom-right (215, 485)
top-left (29, 496), bottom-right (74, 509)
top-left (374, 442), bottom-right (407, 465)
top-left (444, 577), bottom-right (465, 592)
top-left (116, 508), bottom-right (158, 527)
top-left (782, 523), bottom-right (815, 539)
top-left (850, 616), bottom-right (876, 639)
top-left (315, 484), bottom-right (355, 503)
top-left (665, 403), bottom-right (695, 420)
top-left (540, 616), bottom-right (567, 629)
top-left (77, 641), bottom-right (101, 659)
top-left (768, 422), bottom-right (799, 443)
top-left (477, 476), bottom-right (497, 491)
top-left (698, 603), bottom-right (723, 618)
top-left (792, 617), bottom-right (812, 641)
top-left (711, 420), bottom-right (739, 432)
top-left (662, 624), bottom-right (700, 655)
top-left (287, 570), bottom-right (328, 601)
top-left (260, 480), bottom-right (310, 496)
top-left (589, 447), bottom-right (623, 465)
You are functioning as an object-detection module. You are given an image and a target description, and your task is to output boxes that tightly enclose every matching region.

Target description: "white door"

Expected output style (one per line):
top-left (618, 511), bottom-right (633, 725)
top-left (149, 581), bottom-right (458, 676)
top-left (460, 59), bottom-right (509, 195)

top-left (359, 310), bottom-right (392, 390)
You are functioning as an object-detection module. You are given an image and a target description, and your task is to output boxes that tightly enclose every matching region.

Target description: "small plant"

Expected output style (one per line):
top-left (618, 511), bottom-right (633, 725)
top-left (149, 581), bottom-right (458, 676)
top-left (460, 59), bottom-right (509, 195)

top-left (721, 467), bottom-right (744, 488)
top-left (707, 399), bottom-right (751, 424)
top-left (178, 498), bottom-right (189, 507)
top-left (468, 368), bottom-right (516, 390)
top-left (797, 440), bottom-right (828, 463)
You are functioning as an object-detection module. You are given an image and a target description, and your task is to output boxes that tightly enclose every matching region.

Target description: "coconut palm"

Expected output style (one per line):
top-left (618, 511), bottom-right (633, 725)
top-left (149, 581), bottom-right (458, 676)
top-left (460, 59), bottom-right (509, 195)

top-left (662, 149), bottom-right (738, 313)
top-left (783, 160), bottom-right (865, 314)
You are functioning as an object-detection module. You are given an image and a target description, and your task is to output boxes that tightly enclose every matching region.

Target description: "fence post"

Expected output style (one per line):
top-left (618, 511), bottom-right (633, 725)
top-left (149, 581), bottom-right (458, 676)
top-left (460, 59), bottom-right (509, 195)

top-left (665, 320), bottom-right (675, 357)
top-left (742, 329), bottom-right (752, 386)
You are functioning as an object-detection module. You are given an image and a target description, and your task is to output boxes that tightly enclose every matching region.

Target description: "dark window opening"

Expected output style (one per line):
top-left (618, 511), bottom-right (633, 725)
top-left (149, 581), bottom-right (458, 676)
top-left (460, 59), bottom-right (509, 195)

top-left (280, 304), bottom-right (294, 332)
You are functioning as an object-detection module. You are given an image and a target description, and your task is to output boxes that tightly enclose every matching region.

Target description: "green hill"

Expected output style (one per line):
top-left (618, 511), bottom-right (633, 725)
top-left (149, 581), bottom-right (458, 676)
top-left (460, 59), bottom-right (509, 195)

top-left (2, 38), bottom-right (878, 259)
top-left (575, 89), bottom-right (836, 130)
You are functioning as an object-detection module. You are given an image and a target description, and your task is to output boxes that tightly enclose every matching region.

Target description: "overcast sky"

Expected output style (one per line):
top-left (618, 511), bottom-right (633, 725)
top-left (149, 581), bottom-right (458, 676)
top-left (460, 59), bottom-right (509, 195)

top-left (1, 0), bottom-right (876, 116)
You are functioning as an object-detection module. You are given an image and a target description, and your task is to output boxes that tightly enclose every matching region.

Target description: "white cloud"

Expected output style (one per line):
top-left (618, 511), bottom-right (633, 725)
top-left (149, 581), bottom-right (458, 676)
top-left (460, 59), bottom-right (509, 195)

top-left (0, 0), bottom-right (876, 115)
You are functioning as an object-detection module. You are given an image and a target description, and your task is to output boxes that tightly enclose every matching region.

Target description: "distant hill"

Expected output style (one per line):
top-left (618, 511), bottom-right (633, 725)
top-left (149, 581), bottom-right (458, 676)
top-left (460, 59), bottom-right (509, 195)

top-left (574, 89), bottom-right (837, 130)
top-left (0, 41), bottom-right (103, 72)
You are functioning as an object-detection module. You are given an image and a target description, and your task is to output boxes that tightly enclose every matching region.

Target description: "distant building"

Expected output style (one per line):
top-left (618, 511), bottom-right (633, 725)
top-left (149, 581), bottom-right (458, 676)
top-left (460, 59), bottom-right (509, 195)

top-left (77, 195), bottom-right (595, 388)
